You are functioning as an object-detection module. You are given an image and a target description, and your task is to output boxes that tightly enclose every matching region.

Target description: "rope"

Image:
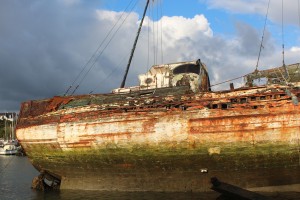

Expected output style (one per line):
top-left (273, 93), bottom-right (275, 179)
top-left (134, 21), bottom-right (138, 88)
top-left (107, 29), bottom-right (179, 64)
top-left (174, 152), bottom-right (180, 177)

top-left (156, 2), bottom-right (159, 64)
top-left (147, 4), bottom-right (150, 71)
top-left (160, 0), bottom-right (164, 64)
top-left (89, 53), bottom-right (130, 94)
top-left (70, 0), bottom-right (139, 95)
top-left (281, 0), bottom-right (285, 67)
top-left (255, 0), bottom-right (271, 71)
top-left (64, 0), bottom-right (138, 95)
top-left (287, 63), bottom-right (300, 82)
top-left (152, 3), bottom-right (156, 65)
top-left (65, 0), bottom-right (136, 96)
top-left (146, 4), bottom-right (151, 89)
top-left (210, 74), bottom-right (249, 88)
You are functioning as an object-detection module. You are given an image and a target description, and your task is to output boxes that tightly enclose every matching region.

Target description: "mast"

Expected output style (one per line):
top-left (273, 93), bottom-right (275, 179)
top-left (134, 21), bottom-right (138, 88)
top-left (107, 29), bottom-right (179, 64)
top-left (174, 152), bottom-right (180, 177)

top-left (281, 0), bottom-right (289, 80)
top-left (4, 115), bottom-right (6, 141)
top-left (120, 0), bottom-right (150, 88)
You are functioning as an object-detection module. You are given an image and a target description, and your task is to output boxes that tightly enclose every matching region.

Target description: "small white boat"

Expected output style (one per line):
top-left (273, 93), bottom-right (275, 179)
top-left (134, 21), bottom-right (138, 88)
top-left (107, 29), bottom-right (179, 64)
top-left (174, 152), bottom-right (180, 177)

top-left (0, 142), bottom-right (19, 155)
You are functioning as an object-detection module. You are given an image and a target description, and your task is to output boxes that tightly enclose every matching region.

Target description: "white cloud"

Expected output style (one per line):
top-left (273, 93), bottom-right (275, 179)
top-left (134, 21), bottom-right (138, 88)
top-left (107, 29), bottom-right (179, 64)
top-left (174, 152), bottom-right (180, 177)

top-left (205, 0), bottom-right (267, 14)
top-left (291, 46), bottom-right (300, 52)
top-left (150, 14), bottom-right (213, 40)
top-left (63, 0), bottom-right (81, 6)
top-left (91, 9), bottom-right (282, 90)
top-left (140, 14), bottom-right (213, 55)
top-left (0, 0), bottom-right (298, 111)
top-left (89, 11), bottom-right (214, 76)
top-left (95, 9), bottom-right (138, 22)
top-left (204, 0), bottom-right (300, 25)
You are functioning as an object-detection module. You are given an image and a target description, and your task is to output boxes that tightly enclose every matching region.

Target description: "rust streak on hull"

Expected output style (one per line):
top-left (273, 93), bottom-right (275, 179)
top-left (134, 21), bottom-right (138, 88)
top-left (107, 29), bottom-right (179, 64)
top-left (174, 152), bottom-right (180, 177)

top-left (16, 63), bottom-right (300, 191)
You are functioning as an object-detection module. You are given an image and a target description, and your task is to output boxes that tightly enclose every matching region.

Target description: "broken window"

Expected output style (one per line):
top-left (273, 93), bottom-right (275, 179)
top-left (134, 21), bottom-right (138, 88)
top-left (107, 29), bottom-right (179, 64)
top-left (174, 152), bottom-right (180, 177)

top-left (173, 64), bottom-right (200, 75)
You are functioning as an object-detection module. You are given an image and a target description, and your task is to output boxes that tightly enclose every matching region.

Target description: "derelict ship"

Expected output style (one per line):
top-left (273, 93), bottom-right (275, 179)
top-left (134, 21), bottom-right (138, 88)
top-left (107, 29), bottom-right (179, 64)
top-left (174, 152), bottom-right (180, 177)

top-left (16, 0), bottom-right (300, 192)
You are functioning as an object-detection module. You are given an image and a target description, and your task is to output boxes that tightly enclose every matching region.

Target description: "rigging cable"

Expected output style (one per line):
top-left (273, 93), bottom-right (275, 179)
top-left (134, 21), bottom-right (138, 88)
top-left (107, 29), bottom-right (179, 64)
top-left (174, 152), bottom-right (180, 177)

top-left (255, 0), bottom-right (271, 71)
top-left (89, 52), bottom-right (131, 94)
top-left (210, 74), bottom-right (249, 88)
top-left (152, 2), bottom-right (156, 65)
top-left (156, 1), bottom-right (159, 64)
top-left (281, 0), bottom-right (285, 66)
top-left (71, 0), bottom-right (139, 95)
top-left (147, 4), bottom-right (150, 70)
top-left (160, 0), bottom-right (164, 64)
top-left (65, 0), bottom-right (136, 96)
top-left (64, 0), bottom-right (137, 95)
top-left (146, 3), bottom-right (151, 89)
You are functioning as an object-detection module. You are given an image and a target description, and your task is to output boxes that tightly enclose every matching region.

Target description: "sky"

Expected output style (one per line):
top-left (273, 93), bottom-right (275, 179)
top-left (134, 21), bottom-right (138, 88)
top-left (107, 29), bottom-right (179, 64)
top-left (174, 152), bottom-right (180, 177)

top-left (0, 0), bottom-right (300, 112)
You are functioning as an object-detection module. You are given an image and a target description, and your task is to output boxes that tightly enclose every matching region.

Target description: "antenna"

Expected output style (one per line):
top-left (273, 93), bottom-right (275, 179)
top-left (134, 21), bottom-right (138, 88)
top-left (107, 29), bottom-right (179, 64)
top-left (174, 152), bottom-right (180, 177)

top-left (255, 0), bottom-right (271, 71)
top-left (120, 0), bottom-right (151, 88)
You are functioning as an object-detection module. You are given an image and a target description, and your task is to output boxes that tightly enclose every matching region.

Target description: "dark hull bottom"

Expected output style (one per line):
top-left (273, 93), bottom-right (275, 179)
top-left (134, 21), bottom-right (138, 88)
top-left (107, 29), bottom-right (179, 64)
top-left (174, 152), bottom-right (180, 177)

top-left (26, 141), bottom-right (299, 192)
top-left (59, 167), bottom-right (300, 191)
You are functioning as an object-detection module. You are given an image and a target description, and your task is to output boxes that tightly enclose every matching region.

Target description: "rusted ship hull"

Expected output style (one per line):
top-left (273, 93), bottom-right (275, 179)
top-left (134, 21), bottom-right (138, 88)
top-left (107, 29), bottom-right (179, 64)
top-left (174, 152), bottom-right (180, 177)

top-left (16, 84), bottom-right (300, 191)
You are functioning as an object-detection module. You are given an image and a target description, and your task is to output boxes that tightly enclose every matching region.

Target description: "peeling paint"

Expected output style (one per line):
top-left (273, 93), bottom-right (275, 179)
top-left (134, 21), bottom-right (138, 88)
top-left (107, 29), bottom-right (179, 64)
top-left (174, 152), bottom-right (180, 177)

top-left (15, 60), bottom-right (300, 191)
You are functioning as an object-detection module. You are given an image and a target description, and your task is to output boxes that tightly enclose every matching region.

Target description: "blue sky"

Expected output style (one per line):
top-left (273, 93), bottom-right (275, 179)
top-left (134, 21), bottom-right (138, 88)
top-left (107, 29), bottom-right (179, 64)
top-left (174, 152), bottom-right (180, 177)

top-left (100, 0), bottom-right (300, 48)
top-left (0, 0), bottom-right (299, 111)
top-left (102, 0), bottom-right (241, 34)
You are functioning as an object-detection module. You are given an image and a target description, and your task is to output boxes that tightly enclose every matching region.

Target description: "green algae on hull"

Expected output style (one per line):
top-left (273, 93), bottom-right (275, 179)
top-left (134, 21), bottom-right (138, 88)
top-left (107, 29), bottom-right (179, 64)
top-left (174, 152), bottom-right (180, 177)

top-left (26, 142), bottom-right (299, 171)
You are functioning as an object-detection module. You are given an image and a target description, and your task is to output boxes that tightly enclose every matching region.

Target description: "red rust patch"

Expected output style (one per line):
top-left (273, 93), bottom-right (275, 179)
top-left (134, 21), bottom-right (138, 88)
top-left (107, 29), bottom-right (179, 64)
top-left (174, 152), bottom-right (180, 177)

top-left (46, 96), bottom-right (73, 112)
